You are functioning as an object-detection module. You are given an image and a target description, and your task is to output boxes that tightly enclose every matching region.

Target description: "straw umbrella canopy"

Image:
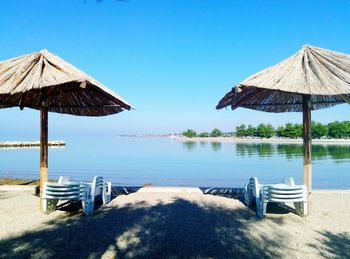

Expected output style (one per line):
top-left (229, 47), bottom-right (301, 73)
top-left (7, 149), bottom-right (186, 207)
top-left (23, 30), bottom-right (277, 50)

top-left (216, 45), bottom-right (350, 215)
top-left (0, 50), bottom-right (132, 209)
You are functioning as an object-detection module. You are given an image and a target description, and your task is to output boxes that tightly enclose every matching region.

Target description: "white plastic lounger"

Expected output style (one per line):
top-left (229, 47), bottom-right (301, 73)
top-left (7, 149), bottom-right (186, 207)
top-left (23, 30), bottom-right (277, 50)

top-left (83, 176), bottom-right (112, 207)
top-left (244, 177), bottom-right (307, 218)
top-left (43, 176), bottom-right (112, 216)
top-left (43, 176), bottom-right (94, 215)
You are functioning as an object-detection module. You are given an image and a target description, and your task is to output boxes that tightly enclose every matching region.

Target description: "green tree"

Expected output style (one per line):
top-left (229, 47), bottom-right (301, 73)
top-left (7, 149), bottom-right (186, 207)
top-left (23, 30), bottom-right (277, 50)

top-left (211, 128), bottom-right (222, 137)
top-left (182, 129), bottom-right (197, 138)
top-left (246, 125), bottom-right (257, 136)
top-left (276, 126), bottom-right (285, 137)
top-left (328, 121), bottom-right (348, 138)
top-left (283, 123), bottom-right (302, 138)
top-left (235, 124), bottom-right (246, 137)
top-left (294, 124), bottom-right (303, 138)
top-left (198, 132), bottom-right (209, 138)
top-left (283, 123), bottom-right (294, 138)
top-left (311, 121), bottom-right (328, 139)
top-left (345, 121), bottom-right (350, 137)
top-left (256, 123), bottom-right (275, 138)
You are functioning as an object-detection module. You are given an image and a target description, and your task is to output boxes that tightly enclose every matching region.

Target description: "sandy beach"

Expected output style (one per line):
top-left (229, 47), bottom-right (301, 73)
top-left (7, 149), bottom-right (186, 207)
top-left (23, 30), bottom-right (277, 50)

top-left (0, 187), bottom-right (349, 258)
top-left (173, 136), bottom-right (350, 145)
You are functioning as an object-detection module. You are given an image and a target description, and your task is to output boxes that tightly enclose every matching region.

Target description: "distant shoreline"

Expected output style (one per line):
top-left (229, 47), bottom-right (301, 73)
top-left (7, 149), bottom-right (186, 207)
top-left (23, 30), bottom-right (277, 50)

top-left (172, 136), bottom-right (350, 145)
top-left (0, 141), bottom-right (65, 148)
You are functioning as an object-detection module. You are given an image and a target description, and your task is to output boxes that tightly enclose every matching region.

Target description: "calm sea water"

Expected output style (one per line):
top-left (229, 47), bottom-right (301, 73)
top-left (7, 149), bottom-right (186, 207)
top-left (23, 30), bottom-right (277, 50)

top-left (0, 137), bottom-right (349, 189)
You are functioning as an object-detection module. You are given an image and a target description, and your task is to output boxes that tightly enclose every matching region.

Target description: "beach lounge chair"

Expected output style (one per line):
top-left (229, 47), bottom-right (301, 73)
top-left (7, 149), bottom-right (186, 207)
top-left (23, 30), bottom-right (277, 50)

top-left (244, 177), bottom-right (307, 218)
top-left (83, 176), bottom-right (112, 207)
top-left (42, 176), bottom-right (94, 215)
top-left (43, 176), bottom-right (111, 215)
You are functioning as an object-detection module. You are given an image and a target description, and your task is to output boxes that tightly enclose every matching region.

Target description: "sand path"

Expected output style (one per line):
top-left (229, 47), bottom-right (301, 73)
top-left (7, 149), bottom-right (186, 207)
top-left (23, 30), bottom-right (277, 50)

top-left (0, 188), bottom-right (349, 258)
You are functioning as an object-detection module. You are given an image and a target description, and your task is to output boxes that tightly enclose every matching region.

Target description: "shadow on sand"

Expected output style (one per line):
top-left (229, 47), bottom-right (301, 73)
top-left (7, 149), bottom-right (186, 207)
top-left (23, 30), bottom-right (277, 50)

top-left (0, 193), bottom-right (291, 259)
top-left (3, 188), bottom-right (347, 258)
top-left (201, 187), bottom-right (292, 218)
top-left (309, 231), bottom-right (350, 258)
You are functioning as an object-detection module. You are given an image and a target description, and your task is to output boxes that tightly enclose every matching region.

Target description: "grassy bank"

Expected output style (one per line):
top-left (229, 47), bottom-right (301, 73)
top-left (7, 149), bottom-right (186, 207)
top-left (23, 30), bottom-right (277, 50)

top-left (0, 178), bottom-right (40, 185)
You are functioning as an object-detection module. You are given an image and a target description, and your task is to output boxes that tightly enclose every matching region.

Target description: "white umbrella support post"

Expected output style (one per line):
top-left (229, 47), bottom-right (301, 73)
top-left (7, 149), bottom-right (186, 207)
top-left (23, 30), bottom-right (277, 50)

top-left (39, 101), bottom-right (48, 211)
top-left (303, 95), bottom-right (312, 215)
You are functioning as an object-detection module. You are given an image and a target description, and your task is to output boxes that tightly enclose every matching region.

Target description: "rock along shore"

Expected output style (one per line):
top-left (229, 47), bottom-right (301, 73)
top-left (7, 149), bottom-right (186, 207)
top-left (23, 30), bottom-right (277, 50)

top-left (0, 141), bottom-right (65, 148)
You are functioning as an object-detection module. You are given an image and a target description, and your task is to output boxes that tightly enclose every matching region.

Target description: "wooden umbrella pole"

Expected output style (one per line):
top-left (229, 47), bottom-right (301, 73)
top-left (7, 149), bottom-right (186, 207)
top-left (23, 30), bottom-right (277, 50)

top-left (302, 95), bottom-right (312, 215)
top-left (39, 101), bottom-right (48, 211)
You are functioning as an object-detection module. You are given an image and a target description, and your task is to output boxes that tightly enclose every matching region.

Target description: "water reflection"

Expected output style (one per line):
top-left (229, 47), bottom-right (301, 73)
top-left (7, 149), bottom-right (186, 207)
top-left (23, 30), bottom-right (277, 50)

top-left (183, 141), bottom-right (197, 151)
top-left (236, 143), bottom-right (274, 157)
top-left (211, 142), bottom-right (222, 152)
top-left (182, 141), bottom-right (350, 161)
top-left (199, 141), bottom-right (207, 147)
top-left (236, 143), bottom-right (350, 161)
top-left (327, 145), bottom-right (350, 160)
top-left (182, 141), bottom-right (222, 152)
top-left (276, 144), bottom-right (303, 159)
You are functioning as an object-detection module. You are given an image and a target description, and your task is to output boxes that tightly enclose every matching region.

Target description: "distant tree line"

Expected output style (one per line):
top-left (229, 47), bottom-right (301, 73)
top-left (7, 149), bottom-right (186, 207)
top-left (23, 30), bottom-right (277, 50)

top-left (182, 128), bottom-right (223, 138)
top-left (235, 121), bottom-right (350, 139)
top-left (182, 121), bottom-right (350, 139)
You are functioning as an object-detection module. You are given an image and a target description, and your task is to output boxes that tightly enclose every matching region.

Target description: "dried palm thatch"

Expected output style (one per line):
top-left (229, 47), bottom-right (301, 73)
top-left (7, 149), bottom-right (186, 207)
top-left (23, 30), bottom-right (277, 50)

top-left (216, 45), bottom-right (350, 112)
top-left (0, 49), bottom-right (132, 115)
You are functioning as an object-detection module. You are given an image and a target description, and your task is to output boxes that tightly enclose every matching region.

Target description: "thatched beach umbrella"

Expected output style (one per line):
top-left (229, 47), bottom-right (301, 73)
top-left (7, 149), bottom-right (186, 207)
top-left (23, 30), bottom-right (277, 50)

top-left (216, 45), bottom-right (350, 215)
top-left (0, 50), bottom-right (132, 209)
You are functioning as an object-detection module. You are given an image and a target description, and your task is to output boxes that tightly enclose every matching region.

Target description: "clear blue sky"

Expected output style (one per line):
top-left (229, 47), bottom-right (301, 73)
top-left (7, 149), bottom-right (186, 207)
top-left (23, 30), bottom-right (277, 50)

top-left (0, 0), bottom-right (350, 138)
